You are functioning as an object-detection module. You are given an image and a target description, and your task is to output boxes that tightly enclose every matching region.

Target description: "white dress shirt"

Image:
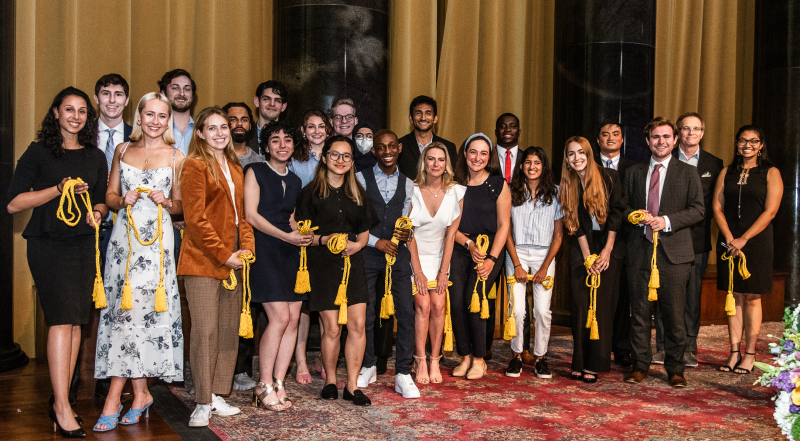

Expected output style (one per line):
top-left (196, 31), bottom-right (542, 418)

top-left (645, 155), bottom-right (673, 232)
top-left (599, 153), bottom-right (620, 171)
top-left (497, 145), bottom-right (519, 179)
top-left (678, 146), bottom-right (700, 167)
top-left (98, 120), bottom-right (126, 166)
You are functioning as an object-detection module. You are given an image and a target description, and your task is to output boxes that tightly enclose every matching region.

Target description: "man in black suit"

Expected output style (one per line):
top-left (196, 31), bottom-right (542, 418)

top-left (622, 117), bottom-right (704, 388)
top-left (651, 112), bottom-right (723, 368)
top-left (249, 80), bottom-right (288, 155)
top-left (397, 95), bottom-right (457, 180)
top-left (593, 122), bottom-right (637, 368)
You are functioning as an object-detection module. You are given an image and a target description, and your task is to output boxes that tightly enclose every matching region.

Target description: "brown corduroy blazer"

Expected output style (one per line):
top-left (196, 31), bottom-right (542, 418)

top-left (177, 157), bottom-right (255, 279)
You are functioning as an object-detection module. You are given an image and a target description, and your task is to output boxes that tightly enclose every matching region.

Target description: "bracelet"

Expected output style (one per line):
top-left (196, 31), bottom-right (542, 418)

top-left (438, 268), bottom-right (450, 276)
top-left (318, 235), bottom-right (323, 246)
top-left (514, 264), bottom-right (522, 268)
top-left (57, 183), bottom-right (63, 193)
top-left (486, 254), bottom-right (497, 262)
top-left (93, 209), bottom-right (103, 216)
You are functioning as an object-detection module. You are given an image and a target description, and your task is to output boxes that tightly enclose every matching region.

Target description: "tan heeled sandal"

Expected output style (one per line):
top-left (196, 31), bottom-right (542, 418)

top-left (251, 382), bottom-right (282, 411)
top-left (413, 355), bottom-right (430, 384)
top-left (274, 378), bottom-right (291, 406)
top-left (429, 355), bottom-right (443, 383)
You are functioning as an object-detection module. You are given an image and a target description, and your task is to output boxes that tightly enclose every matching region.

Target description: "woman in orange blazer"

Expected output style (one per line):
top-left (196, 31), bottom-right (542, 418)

top-left (177, 106), bottom-right (255, 428)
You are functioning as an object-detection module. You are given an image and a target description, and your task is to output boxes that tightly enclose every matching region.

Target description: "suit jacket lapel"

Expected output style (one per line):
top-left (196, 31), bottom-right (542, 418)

top-left (637, 165), bottom-right (648, 210)
top-left (661, 159), bottom-right (679, 213)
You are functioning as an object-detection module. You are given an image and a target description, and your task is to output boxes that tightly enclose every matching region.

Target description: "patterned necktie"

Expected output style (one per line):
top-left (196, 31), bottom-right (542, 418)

top-left (646, 164), bottom-right (662, 242)
top-left (504, 150), bottom-right (512, 184)
top-left (104, 129), bottom-right (116, 167)
top-left (607, 159), bottom-right (613, 169)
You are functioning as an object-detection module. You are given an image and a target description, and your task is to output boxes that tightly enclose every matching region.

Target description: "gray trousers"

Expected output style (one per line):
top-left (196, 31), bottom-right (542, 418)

top-left (656, 251), bottom-right (708, 353)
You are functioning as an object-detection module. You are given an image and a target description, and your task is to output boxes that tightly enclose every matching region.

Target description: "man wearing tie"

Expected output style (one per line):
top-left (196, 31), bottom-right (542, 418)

top-left (594, 122), bottom-right (637, 368)
top-left (622, 117), bottom-right (704, 388)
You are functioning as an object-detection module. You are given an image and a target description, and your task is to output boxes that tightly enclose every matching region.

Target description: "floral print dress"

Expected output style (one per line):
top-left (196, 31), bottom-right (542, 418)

top-left (94, 154), bottom-right (183, 381)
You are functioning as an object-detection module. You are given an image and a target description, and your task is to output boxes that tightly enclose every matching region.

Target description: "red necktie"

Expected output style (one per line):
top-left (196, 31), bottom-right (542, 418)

top-left (504, 150), bottom-right (512, 183)
top-left (646, 164), bottom-right (662, 242)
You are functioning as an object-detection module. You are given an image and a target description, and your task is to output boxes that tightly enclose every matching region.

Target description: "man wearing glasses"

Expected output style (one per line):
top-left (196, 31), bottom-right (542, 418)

top-left (330, 97), bottom-right (359, 138)
top-left (649, 112), bottom-right (723, 368)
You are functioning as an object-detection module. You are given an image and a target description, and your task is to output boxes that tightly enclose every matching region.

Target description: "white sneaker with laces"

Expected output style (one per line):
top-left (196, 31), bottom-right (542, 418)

top-left (189, 404), bottom-right (211, 427)
top-left (395, 373), bottom-right (420, 399)
top-left (233, 372), bottom-right (257, 391)
top-left (357, 366), bottom-right (377, 388)
top-left (211, 394), bottom-right (241, 416)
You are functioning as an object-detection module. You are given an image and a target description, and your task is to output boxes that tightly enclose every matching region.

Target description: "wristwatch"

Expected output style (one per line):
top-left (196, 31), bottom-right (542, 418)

top-left (486, 254), bottom-right (497, 262)
top-left (463, 239), bottom-right (472, 249)
top-left (438, 268), bottom-right (450, 276)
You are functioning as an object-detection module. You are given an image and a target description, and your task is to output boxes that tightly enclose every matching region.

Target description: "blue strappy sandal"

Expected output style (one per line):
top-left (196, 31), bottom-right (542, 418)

top-left (119, 400), bottom-right (153, 425)
top-left (93, 404), bottom-right (123, 432)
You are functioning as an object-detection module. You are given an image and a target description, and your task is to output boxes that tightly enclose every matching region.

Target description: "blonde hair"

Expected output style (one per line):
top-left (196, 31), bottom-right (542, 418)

top-left (182, 106), bottom-right (240, 184)
top-left (130, 92), bottom-right (176, 144)
top-left (413, 142), bottom-right (457, 189)
top-left (559, 136), bottom-right (608, 235)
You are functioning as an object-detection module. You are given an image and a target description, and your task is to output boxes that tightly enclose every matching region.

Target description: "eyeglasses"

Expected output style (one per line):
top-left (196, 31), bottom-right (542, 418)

top-left (332, 114), bottom-right (355, 122)
top-left (354, 133), bottom-right (373, 140)
top-left (737, 138), bottom-right (761, 147)
top-left (326, 151), bottom-right (353, 162)
top-left (681, 126), bottom-right (703, 133)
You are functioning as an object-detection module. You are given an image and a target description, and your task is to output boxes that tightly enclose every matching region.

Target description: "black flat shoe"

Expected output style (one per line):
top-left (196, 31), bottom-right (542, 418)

top-left (342, 388), bottom-right (371, 406)
top-left (582, 371), bottom-right (598, 384)
top-left (320, 384), bottom-right (338, 400)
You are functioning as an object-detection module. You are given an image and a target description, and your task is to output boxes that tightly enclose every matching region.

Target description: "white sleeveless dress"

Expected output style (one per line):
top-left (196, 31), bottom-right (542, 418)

top-left (94, 145), bottom-right (184, 381)
top-left (408, 184), bottom-right (467, 281)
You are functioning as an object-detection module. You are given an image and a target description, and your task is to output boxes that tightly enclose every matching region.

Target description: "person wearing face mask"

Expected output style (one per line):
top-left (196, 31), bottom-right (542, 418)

top-left (353, 121), bottom-right (378, 172)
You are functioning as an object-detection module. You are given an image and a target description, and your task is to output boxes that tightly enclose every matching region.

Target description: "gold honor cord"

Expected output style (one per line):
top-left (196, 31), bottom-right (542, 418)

top-left (721, 251), bottom-right (750, 317)
top-left (469, 234), bottom-right (491, 319)
top-left (328, 234), bottom-right (351, 325)
top-left (235, 253), bottom-right (256, 338)
top-left (503, 274), bottom-right (554, 341)
top-left (121, 188), bottom-right (167, 312)
top-left (412, 280), bottom-right (454, 351)
top-left (628, 210), bottom-right (660, 301)
top-left (56, 178), bottom-right (105, 308)
top-left (381, 217), bottom-right (413, 320)
top-left (584, 254), bottom-right (600, 340)
top-left (294, 220), bottom-right (318, 294)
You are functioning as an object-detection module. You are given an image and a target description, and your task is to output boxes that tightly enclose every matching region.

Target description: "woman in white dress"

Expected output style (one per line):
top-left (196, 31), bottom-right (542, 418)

top-left (94, 92), bottom-right (185, 431)
top-left (407, 142), bottom-right (466, 384)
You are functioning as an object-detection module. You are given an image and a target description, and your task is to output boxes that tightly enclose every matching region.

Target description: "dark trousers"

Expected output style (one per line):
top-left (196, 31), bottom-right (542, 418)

top-left (611, 266), bottom-right (632, 356)
top-left (656, 251), bottom-right (708, 353)
top-left (362, 248), bottom-right (414, 374)
top-left (627, 240), bottom-right (690, 373)
top-left (234, 304), bottom-right (267, 376)
top-left (450, 243), bottom-right (504, 359)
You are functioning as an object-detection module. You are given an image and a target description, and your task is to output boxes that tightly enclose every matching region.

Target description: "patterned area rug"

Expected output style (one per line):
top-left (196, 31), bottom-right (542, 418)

top-left (170, 323), bottom-right (783, 440)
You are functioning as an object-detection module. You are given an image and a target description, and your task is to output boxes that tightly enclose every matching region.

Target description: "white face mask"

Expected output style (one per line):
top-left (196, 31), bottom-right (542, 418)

top-left (356, 138), bottom-right (373, 154)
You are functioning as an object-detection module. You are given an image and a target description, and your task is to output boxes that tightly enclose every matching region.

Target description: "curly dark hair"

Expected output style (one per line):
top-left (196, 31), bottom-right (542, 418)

top-left (259, 120), bottom-right (301, 161)
top-left (37, 87), bottom-right (97, 158)
top-left (511, 146), bottom-right (557, 207)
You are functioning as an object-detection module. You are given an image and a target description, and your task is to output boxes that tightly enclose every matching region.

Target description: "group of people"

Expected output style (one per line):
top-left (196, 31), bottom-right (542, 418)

top-left (6, 69), bottom-right (783, 438)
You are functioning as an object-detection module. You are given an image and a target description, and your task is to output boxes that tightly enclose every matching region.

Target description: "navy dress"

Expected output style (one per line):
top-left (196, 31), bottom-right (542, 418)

top-left (246, 163), bottom-right (305, 303)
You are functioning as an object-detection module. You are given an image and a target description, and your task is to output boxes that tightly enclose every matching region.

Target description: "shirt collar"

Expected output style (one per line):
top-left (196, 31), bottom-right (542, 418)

top-left (679, 146), bottom-right (700, 162)
top-left (98, 119), bottom-right (125, 133)
top-left (373, 162), bottom-right (398, 178)
top-left (649, 154), bottom-right (672, 170)
top-left (599, 153), bottom-right (618, 164)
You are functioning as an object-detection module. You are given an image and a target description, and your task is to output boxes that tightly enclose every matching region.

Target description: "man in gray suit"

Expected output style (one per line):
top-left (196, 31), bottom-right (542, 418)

top-left (622, 117), bottom-right (704, 388)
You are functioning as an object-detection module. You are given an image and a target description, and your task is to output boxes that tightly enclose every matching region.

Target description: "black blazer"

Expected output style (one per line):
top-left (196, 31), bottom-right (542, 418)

top-left (594, 153), bottom-right (638, 183)
top-left (496, 146), bottom-right (525, 182)
top-left (571, 168), bottom-right (627, 260)
top-left (397, 132), bottom-right (458, 180)
top-left (622, 157), bottom-right (704, 265)
top-left (671, 148), bottom-right (723, 254)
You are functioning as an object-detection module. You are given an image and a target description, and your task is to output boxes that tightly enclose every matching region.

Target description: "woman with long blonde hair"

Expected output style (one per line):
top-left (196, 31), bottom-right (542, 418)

top-left (559, 136), bottom-right (625, 383)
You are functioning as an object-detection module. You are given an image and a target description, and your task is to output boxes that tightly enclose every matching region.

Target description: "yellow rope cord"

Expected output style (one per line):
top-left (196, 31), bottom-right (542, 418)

top-left (56, 178), bottom-right (105, 308)
top-left (237, 253), bottom-right (256, 338)
top-left (381, 217), bottom-right (413, 319)
top-left (295, 220), bottom-right (318, 294)
top-left (584, 254), bottom-right (600, 340)
top-left (469, 234), bottom-right (491, 319)
top-left (121, 188), bottom-right (167, 312)
top-left (503, 274), bottom-right (554, 341)
top-left (328, 234), bottom-right (350, 325)
top-left (411, 280), bottom-right (455, 351)
top-left (721, 251), bottom-right (751, 317)
top-left (628, 210), bottom-right (659, 301)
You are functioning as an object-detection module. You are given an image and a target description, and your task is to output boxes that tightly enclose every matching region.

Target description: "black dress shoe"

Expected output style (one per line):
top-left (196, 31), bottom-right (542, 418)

top-left (49, 395), bottom-right (83, 426)
top-left (376, 357), bottom-right (388, 376)
top-left (320, 384), bottom-right (339, 400)
top-left (342, 388), bottom-right (371, 406)
top-left (615, 352), bottom-right (633, 367)
top-left (49, 404), bottom-right (87, 438)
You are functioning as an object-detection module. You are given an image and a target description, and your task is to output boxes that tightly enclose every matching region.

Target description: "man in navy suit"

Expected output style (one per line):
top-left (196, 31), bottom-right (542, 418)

top-left (622, 117), bottom-right (704, 388)
top-left (397, 96), bottom-right (458, 180)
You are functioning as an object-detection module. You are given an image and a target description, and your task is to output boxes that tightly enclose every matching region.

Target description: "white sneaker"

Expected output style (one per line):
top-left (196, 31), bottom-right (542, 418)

top-left (395, 373), bottom-right (420, 399)
top-left (357, 366), bottom-right (377, 388)
top-left (189, 404), bottom-right (211, 427)
top-left (210, 394), bottom-right (241, 416)
top-left (233, 373), bottom-right (256, 391)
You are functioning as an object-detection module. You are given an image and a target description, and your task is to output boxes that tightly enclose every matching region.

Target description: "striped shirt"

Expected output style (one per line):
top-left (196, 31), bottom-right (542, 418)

top-left (510, 186), bottom-right (563, 247)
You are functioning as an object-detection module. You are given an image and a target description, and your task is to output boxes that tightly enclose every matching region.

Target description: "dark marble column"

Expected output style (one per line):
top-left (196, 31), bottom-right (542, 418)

top-left (276, 0), bottom-right (389, 129)
top-left (550, 0), bottom-right (656, 326)
top-left (0, 0), bottom-right (28, 372)
top-left (753, 1), bottom-right (800, 306)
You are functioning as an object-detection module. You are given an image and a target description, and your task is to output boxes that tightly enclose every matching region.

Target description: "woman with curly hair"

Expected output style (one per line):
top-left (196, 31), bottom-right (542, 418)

top-left (6, 87), bottom-right (108, 438)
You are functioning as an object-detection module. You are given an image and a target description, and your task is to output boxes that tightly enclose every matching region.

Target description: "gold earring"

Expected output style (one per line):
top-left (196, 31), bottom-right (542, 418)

top-left (758, 151), bottom-right (761, 156)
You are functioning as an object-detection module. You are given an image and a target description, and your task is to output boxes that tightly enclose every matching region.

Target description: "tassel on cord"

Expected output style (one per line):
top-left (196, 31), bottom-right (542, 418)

top-left (123, 188), bottom-right (167, 312)
top-left (721, 251), bottom-right (751, 316)
top-left (469, 235), bottom-right (491, 317)
top-left (382, 217), bottom-right (413, 319)
top-left (328, 234), bottom-right (350, 325)
top-left (56, 178), bottom-right (106, 308)
top-left (295, 220), bottom-right (318, 294)
top-left (237, 253), bottom-right (256, 338)
top-left (413, 279), bottom-right (454, 350)
top-left (628, 210), bottom-right (660, 301)
top-left (584, 254), bottom-right (601, 340)
top-left (502, 272), bottom-right (555, 341)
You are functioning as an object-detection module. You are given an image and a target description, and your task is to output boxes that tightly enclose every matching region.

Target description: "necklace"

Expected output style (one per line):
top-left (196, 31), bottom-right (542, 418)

top-left (425, 185), bottom-right (442, 198)
top-left (737, 166), bottom-right (752, 219)
top-left (266, 160), bottom-right (288, 176)
top-left (144, 147), bottom-right (156, 165)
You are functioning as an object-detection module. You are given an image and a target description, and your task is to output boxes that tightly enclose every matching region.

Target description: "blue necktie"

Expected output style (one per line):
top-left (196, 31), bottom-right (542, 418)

top-left (104, 129), bottom-right (116, 168)
top-left (606, 159), bottom-right (613, 169)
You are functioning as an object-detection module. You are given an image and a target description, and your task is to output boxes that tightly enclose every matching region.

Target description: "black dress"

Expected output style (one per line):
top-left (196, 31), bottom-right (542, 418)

top-left (5, 142), bottom-right (108, 326)
top-left (246, 163), bottom-right (305, 303)
top-left (449, 174), bottom-right (506, 359)
top-left (716, 166), bottom-right (774, 294)
top-left (294, 184), bottom-right (379, 312)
